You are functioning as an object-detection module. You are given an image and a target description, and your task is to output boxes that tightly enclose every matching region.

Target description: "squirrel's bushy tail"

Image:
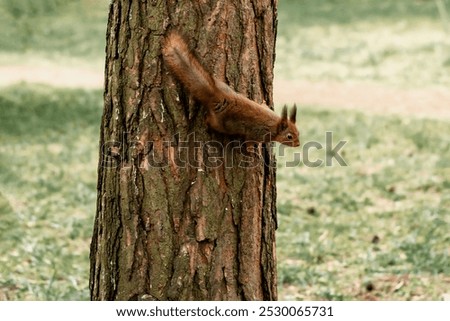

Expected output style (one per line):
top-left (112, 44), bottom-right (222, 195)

top-left (162, 32), bottom-right (219, 106)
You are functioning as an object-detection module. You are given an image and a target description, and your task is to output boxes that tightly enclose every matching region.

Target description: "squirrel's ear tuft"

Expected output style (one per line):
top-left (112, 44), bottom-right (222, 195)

top-left (290, 104), bottom-right (297, 123)
top-left (281, 105), bottom-right (288, 119)
top-left (279, 105), bottom-right (289, 130)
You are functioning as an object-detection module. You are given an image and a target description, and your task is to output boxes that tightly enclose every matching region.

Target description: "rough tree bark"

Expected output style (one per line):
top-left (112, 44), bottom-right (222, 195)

top-left (90, 0), bottom-right (278, 300)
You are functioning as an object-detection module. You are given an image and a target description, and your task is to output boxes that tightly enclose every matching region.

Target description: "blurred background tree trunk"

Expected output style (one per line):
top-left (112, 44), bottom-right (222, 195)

top-left (90, 0), bottom-right (278, 300)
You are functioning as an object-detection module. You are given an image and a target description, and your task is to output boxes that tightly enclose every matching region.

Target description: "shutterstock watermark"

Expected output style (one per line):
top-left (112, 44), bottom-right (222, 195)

top-left (101, 131), bottom-right (348, 169)
top-left (279, 131), bottom-right (348, 168)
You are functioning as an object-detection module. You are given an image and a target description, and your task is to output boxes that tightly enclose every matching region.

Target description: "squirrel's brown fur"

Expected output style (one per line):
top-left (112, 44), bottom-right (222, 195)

top-left (162, 31), bottom-right (300, 147)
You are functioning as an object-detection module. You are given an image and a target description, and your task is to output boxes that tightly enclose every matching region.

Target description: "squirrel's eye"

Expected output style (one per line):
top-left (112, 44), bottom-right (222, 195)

top-left (287, 133), bottom-right (293, 140)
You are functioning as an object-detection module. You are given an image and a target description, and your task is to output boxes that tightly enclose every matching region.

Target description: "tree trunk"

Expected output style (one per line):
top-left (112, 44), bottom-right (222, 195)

top-left (90, 0), bottom-right (278, 301)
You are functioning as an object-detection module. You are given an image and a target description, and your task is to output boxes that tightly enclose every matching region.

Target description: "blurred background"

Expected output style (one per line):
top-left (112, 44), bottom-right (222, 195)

top-left (0, 0), bottom-right (449, 300)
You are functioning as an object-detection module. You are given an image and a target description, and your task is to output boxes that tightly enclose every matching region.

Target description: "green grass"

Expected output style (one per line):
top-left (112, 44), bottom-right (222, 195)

top-left (0, 0), bottom-right (108, 63)
top-left (0, 0), bottom-right (449, 300)
top-left (276, 0), bottom-right (450, 87)
top-left (276, 107), bottom-right (450, 300)
top-left (0, 85), bottom-right (102, 300)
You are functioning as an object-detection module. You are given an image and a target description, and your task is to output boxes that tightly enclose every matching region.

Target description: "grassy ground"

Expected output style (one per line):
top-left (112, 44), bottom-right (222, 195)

top-left (275, 0), bottom-right (450, 300)
top-left (0, 0), bottom-right (108, 60)
top-left (276, 108), bottom-right (450, 300)
top-left (276, 0), bottom-right (450, 87)
top-left (0, 0), bottom-right (449, 300)
top-left (0, 85), bottom-right (102, 300)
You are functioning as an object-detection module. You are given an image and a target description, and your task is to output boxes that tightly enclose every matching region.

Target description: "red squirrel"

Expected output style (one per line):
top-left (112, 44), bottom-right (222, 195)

top-left (162, 32), bottom-right (300, 147)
